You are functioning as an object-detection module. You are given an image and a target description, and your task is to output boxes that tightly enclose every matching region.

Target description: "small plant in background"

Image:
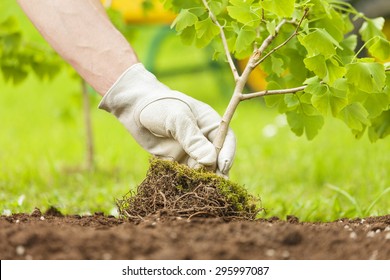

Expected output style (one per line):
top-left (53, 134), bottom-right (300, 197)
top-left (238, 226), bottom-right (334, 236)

top-left (0, 17), bottom-right (61, 84)
top-left (165, 0), bottom-right (390, 154)
top-left (0, 8), bottom-right (135, 171)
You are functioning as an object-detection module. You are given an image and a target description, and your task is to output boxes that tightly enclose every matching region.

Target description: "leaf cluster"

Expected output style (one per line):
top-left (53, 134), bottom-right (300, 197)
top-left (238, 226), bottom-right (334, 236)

top-left (166, 0), bottom-right (390, 141)
top-left (0, 17), bottom-right (62, 84)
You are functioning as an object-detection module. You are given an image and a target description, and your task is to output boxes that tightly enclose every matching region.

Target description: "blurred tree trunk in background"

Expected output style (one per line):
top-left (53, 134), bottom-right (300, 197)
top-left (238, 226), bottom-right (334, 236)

top-left (81, 80), bottom-right (95, 171)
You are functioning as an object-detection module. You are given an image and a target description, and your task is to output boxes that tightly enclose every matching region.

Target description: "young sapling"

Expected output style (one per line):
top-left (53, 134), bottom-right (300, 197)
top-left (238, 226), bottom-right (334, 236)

top-left (167, 0), bottom-right (390, 166)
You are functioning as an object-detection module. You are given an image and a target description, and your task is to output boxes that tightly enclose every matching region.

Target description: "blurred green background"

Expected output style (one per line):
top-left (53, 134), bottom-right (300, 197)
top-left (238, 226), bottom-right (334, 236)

top-left (1, 1), bottom-right (389, 221)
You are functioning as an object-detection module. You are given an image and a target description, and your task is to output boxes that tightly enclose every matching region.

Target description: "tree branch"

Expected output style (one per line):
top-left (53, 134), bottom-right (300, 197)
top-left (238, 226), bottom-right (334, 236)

top-left (241, 85), bottom-right (307, 101)
top-left (202, 0), bottom-right (239, 81)
top-left (256, 19), bottom-right (287, 60)
top-left (212, 7), bottom-right (310, 165)
top-left (254, 8), bottom-right (309, 67)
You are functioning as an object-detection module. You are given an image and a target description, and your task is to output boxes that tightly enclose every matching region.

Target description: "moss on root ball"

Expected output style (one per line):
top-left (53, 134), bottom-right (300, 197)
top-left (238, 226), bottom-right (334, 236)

top-left (117, 158), bottom-right (262, 221)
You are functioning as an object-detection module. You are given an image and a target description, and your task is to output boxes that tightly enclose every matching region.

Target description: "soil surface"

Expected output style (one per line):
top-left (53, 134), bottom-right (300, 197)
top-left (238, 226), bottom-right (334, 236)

top-left (1, 210), bottom-right (389, 260)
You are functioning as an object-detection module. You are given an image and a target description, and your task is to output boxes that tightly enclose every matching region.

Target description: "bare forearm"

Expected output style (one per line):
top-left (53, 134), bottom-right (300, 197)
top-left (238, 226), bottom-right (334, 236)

top-left (17, 0), bottom-right (139, 95)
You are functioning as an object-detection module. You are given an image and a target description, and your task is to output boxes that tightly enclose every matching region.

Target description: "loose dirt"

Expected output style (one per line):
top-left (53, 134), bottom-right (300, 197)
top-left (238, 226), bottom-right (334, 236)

top-left (1, 211), bottom-right (389, 260)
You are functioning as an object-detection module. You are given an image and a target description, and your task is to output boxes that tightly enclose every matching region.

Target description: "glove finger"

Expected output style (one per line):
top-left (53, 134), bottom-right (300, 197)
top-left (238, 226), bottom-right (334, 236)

top-left (216, 128), bottom-right (236, 176)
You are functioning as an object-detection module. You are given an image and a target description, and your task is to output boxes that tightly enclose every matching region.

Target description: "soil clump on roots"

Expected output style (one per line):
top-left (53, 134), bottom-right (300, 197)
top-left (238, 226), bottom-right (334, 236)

top-left (116, 158), bottom-right (261, 222)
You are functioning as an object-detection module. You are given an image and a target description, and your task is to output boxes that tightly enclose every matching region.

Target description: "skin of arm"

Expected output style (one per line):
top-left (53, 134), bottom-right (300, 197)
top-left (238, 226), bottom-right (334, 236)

top-left (17, 0), bottom-right (139, 95)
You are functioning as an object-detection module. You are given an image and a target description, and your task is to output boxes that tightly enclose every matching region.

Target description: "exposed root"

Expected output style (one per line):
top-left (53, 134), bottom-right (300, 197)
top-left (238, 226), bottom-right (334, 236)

top-left (116, 158), bottom-right (262, 222)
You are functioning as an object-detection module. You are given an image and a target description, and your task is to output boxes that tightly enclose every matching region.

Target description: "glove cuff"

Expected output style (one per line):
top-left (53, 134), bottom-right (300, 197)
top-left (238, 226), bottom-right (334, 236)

top-left (98, 63), bottom-right (168, 115)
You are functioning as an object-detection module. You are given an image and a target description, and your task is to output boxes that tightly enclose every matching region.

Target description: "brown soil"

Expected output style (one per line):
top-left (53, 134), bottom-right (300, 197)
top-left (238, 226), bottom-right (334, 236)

top-left (1, 211), bottom-right (389, 260)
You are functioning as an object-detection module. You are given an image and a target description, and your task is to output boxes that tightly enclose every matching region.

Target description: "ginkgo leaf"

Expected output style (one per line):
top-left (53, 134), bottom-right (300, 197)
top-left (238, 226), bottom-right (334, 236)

top-left (209, 0), bottom-right (224, 16)
top-left (304, 55), bottom-right (327, 78)
top-left (287, 106), bottom-right (325, 140)
top-left (227, 0), bottom-right (260, 26)
top-left (235, 27), bottom-right (256, 53)
top-left (304, 55), bottom-right (345, 84)
top-left (313, 9), bottom-right (346, 42)
top-left (359, 17), bottom-right (385, 43)
top-left (266, 20), bottom-right (276, 36)
top-left (271, 56), bottom-right (284, 77)
top-left (299, 29), bottom-right (341, 59)
top-left (179, 26), bottom-right (197, 45)
top-left (171, 9), bottom-right (198, 32)
top-left (338, 103), bottom-right (369, 132)
top-left (311, 84), bottom-right (348, 116)
top-left (363, 92), bottom-right (390, 118)
top-left (368, 36), bottom-right (390, 60)
top-left (324, 58), bottom-right (346, 85)
top-left (195, 17), bottom-right (220, 47)
top-left (368, 110), bottom-right (390, 142)
top-left (346, 62), bottom-right (386, 93)
top-left (261, 0), bottom-right (295, 18)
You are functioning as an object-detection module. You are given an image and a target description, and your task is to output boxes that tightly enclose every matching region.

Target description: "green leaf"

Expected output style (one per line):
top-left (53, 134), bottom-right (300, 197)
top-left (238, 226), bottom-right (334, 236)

top-left (266, 20), bottom-right (276, 36)
top-left (171, 9), bottom-right (198, 32)
top-left (310, 83), bottom-right (348, 116)
top-left (0, 17), bottom-right (18, 34)
top-left (346, 62), bottom-right (386, 93)
top-left (209, 0), bottom-right (225, 16)
top-left (368, 110), bottom-right (390, 142)
top-left (1, 63), bottom-right (28, 84)
top-left (337, 35), bottom-right (357, 65)
top-left (31, 59), bottom-right (61, 81)
top-left (299, 29), bottom-right (341, 59)
top-left (261, 0), bottom-right (294, 18)
top-left (271, 56), bottom-right (284, 77)
top-left (234, 27), bottom-right (256, 53)
top-left (168, 0), bottom-right (204, 11)
top-left (363, 92), bottom-right (390, 118)
top-left (282, 48), bottom-right (308, 83)
top-left (307, 0), bottom-right (331, 16)
top-left (195, 17), bottom-right (220, 47)
top-left (227, 0), bottom-right (260, 26)
top-left (304, 55), bottom-right (327, 78)
top-left (338, 103), bottom-right (369, 132)
top-left (179, 26), bottom-right (197, 45)
top-left (285, 94), bottom-right (299, 109)
top-left (359, 17), bottom-right (385, 43)
top-left (304, 55), bottom-right (346, 84)
top-left (162, 0), bottom-right (173, 11)
top-left (264, 81), bottom-right (288, 112)
top-left (368, 36), bottom-right (390, 61)
top-left (324, 57), bottom-right (346, 85)
top-left (286, 105), bottom-right (325, 140)
top-left (1, 32), bottom-right (21, 52)
top-left (312, 8), bottom-right (345, 42)
top-left (142, 0), bottom-right (154, 11)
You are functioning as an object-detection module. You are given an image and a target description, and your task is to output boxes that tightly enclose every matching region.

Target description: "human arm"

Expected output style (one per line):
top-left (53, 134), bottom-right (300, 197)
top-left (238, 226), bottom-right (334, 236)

top-left (17, 0), bottom-right (137, 95)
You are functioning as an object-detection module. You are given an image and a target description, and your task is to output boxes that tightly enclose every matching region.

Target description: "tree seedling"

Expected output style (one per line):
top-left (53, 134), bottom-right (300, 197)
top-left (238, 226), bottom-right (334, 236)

top-left (166, 0), bottom-right (390, 156)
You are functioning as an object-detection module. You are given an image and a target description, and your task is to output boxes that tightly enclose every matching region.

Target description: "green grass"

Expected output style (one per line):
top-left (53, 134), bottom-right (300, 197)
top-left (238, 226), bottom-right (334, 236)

top-left (1, 23), bottom-right (389, 221)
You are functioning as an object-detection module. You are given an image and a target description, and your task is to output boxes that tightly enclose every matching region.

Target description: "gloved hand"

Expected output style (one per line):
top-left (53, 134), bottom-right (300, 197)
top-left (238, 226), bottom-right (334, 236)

top-left (98, 63), bottom-right (236, 176)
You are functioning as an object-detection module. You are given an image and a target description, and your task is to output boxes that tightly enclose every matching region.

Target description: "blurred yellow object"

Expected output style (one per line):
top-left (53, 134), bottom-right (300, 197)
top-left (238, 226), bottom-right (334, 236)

top-left (237, 59), bottom-right (268, 91)
top-left (104, 0), bottom-right (176, 24)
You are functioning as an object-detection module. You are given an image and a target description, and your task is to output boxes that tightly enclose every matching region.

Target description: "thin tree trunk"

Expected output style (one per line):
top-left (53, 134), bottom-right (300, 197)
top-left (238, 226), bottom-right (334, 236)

top-left (81, 79), bottom-right (95, 171)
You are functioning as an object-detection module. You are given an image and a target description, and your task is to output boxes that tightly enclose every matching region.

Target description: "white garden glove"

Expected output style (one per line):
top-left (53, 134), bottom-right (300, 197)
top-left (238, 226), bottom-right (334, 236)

top-left (98, 63), bottom-right (236, 176)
